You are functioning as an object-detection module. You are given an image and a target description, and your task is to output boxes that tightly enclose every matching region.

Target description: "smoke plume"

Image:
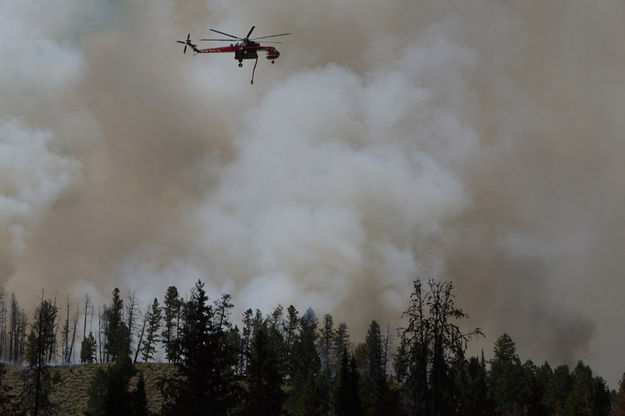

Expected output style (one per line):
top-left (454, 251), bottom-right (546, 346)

top-left (2, 0), bottom-right (625, 384)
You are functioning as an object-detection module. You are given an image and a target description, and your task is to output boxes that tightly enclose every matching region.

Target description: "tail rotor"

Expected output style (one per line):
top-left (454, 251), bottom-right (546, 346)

top-left (176, 33), bottom-right (197, 54)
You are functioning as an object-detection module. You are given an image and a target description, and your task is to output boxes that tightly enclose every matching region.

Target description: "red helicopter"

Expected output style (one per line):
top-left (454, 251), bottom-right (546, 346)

top-left (177, 26), bottom-right (290, 84)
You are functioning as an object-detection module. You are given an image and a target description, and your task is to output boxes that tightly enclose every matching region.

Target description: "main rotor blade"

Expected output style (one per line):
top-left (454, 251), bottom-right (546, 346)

top-left (176, 40), bottom-right (186, 44)
top-left (246, 26), bottom-right (256, 39)
top-left (201, 38), bottom-right (237, 42)
top-left (209, 28), bottom-right (242, 40)
top-left (251, 33), bottom-right (290, 40)
top-left (259, 41), bottom-right (283, 44)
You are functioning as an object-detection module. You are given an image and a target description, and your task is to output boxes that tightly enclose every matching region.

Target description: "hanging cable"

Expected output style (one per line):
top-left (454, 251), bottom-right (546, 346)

top-left (251, 57), bottom-right (258, 84)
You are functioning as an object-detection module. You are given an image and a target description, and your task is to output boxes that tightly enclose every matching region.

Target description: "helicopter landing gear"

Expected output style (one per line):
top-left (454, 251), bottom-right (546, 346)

top-left (238, 62), bottom-right (243, 67)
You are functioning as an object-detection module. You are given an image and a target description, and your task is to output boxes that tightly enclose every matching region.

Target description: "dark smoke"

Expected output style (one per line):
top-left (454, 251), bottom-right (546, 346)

top-left (2, 0), bottom-right (624, 385)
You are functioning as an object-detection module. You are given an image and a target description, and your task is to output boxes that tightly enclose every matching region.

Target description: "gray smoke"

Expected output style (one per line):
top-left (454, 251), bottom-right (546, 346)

top-left (2, 0), bottom-right (625, 385)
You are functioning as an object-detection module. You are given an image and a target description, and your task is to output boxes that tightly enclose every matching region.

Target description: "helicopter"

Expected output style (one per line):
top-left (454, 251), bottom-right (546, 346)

top-left (176, 26), bottom-right (290, 84)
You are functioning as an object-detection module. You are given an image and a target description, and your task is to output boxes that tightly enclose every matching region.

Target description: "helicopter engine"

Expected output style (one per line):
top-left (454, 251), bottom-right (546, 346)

top-left (266, 47), bottom-right (280, 63)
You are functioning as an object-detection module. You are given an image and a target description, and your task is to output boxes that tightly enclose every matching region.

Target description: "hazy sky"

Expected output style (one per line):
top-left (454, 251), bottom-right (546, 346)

top-left (2, 0), bottom-right (624, 385)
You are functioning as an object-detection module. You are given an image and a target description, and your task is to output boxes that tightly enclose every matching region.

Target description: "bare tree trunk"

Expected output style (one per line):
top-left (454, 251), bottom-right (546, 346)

top-left (9, 294), bottom-right (17, 362)
top-left (82, 294), bottom-right (91, 342)
top-left (383, 322), bottom-right (391, 375)
top-left (133, 306), bottom-right (149, 364)
top-left (48, 295), bottom-right (58, 363)
top-left (34, 290), bottom-right (45, 416)
top-left (97, 307), bottom-right (103, 363)
top-left (62, 297), bottom-right (70, 363)
top-left (67, 303), bottom-right (79, 363)
top-left (125, 292), bottom-right (138, 357)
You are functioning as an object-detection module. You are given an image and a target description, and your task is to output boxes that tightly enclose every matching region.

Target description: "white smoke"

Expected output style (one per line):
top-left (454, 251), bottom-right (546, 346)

top-left (0, 119), bottom-right (81, 255)
top-left (3, 0), bottom-right (625, 386)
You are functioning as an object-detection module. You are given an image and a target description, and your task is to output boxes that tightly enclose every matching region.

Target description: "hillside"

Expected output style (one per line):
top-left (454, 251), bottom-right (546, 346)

top-left (2, 362), bottom-right (176, 415)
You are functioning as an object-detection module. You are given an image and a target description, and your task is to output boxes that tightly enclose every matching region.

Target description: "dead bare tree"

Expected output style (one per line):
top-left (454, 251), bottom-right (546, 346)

top-left (133, 306), bottom-right (149, 364)
top-left (82, 294), bottom-right (91, 342)
top-left (125, 291), bottom-right (138, 357)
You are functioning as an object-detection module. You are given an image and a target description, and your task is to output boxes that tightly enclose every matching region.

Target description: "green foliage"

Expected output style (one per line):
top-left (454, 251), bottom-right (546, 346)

top-left (133, 371), bottom-right (149, 416)
top-left (489, 333), bottom-right (525, 414)
top-left (242, 323), bottom-right (284, 415)
top-left (361, 320), bottom-right (389, 416)
top-left (160, 280), bottom-right (240, 415)
top-left (161, 286), bottom-right (182, 363)
top-left (51, 370), bottom-right (62, 385)
top-left (334, 351), bottom-right (361, 416)
top-left (22, 297), bottom-right (57, 416)
top-left (0, 364), bottom-right (13, 415)
top-left (397, 279), bottom-right (481, 416)
top-left (85, 354), bottom-right (136, 416)
top-left (613, 372), bottom-right (625, 416)
top-left (288, 308), bottom-right (324, 415)
top-left (2, 280), bottom-right (624, 416)
top-left (562, 361), bottom-right (611, 416)
top-left (81, 332), bottom-right (97, 364)
top-left (25, 300), bottom-right (58, 367)
top-left (20, 365), bottom-right (52, 416)
top-left (105, 288), bottom-right (130, 361)
top-left (141, 299), bottom-right (162, 362)
top-left (283, 304), bottom-right (300, 380)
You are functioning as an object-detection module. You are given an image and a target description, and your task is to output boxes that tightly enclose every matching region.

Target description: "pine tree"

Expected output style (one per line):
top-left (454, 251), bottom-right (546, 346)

top-left (319, 314), bottom-right (335, 370)
top-left (85, 353), bottom-right (136, 416)
top-left (335, 322), bottom-right (350, 359)
top-left (80, 332), bottom-right (97, 363)
top-left (489, 333), bottom-right (525, 414)
top-left (455, 356), bottom-right (493, 416)
top-left (611, 372), bottom-right (625, 416)
top-left (398, 279), bottom-right (481, 415)
top-left (334, 350), bottom-right (361, 416)
top-left (140, 298), bottom-right (162, 362)
top-left (161, 286), bottom-right (181, 363)
top-left (161, 281), bottom-right (240, 415)
top-left (21, 296), bottom-right (57, 416)
top-left (283, 305), bottom-right (299, 379)
top-left (105, 288), bottom-right (130, 361)
top-left (133, 371), bottom-right (149, 416)
top-left (545, 364), bottom-right (573, 413)
top-left (243, 323), bottom-right (284, 415)
top-left (361, 320), bottom-right (389, 416)
top-left (289, 308), bottom-right (323, 415)
top-left (522, 360), bottom-right (549, 416)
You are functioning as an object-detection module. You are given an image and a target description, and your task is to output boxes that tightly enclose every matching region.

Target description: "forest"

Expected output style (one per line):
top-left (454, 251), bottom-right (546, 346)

top-left (1, 279), bottom-right (624, 416)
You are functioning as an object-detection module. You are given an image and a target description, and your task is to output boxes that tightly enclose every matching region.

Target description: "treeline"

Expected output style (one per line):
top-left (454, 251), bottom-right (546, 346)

top-left (2, 279), bottom-right (625, 416)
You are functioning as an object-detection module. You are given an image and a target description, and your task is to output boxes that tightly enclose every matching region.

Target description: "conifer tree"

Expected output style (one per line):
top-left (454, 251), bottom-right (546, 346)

top-left (289, 308), bottom-right (323, 415)
top-left (133, 371), bottom-right (149, 416)
top-left (161, 286), bottom-right (181, 363)
top-left (85, 353), bottom-right (136, 416)
top-left (489, 333), bottom-right (525, 414)
top-left (611, 372), bottom-right (625, 416)
top-left (140, 298), bottom-right (162, 362)
top-left (161, 280), bottom-right (240, 415)
top-left (105, 288), bottom-right (130, 361)
top-left (21, 296), bottom-right (57, 416)
top-left (283, 305), bottom-right (300, 379)
top-left (319, 314), bottom-right (335, 370)
top-left (546, 364), bottom-right (573, 413)
top-left (335, 322), bottom-right (350, 357)
top-left (243, 323), bottom-right (284, 415)
top-left (334, 350), bottom-right (361, 416)
top-left (455, 356), bottom-right (493, 416)
top-left (398, 279), bottom-right (480, 415)
top-left (80, 332), bottom-right (97, 363)
top-left (361, 320), bottom-right (389, 416)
